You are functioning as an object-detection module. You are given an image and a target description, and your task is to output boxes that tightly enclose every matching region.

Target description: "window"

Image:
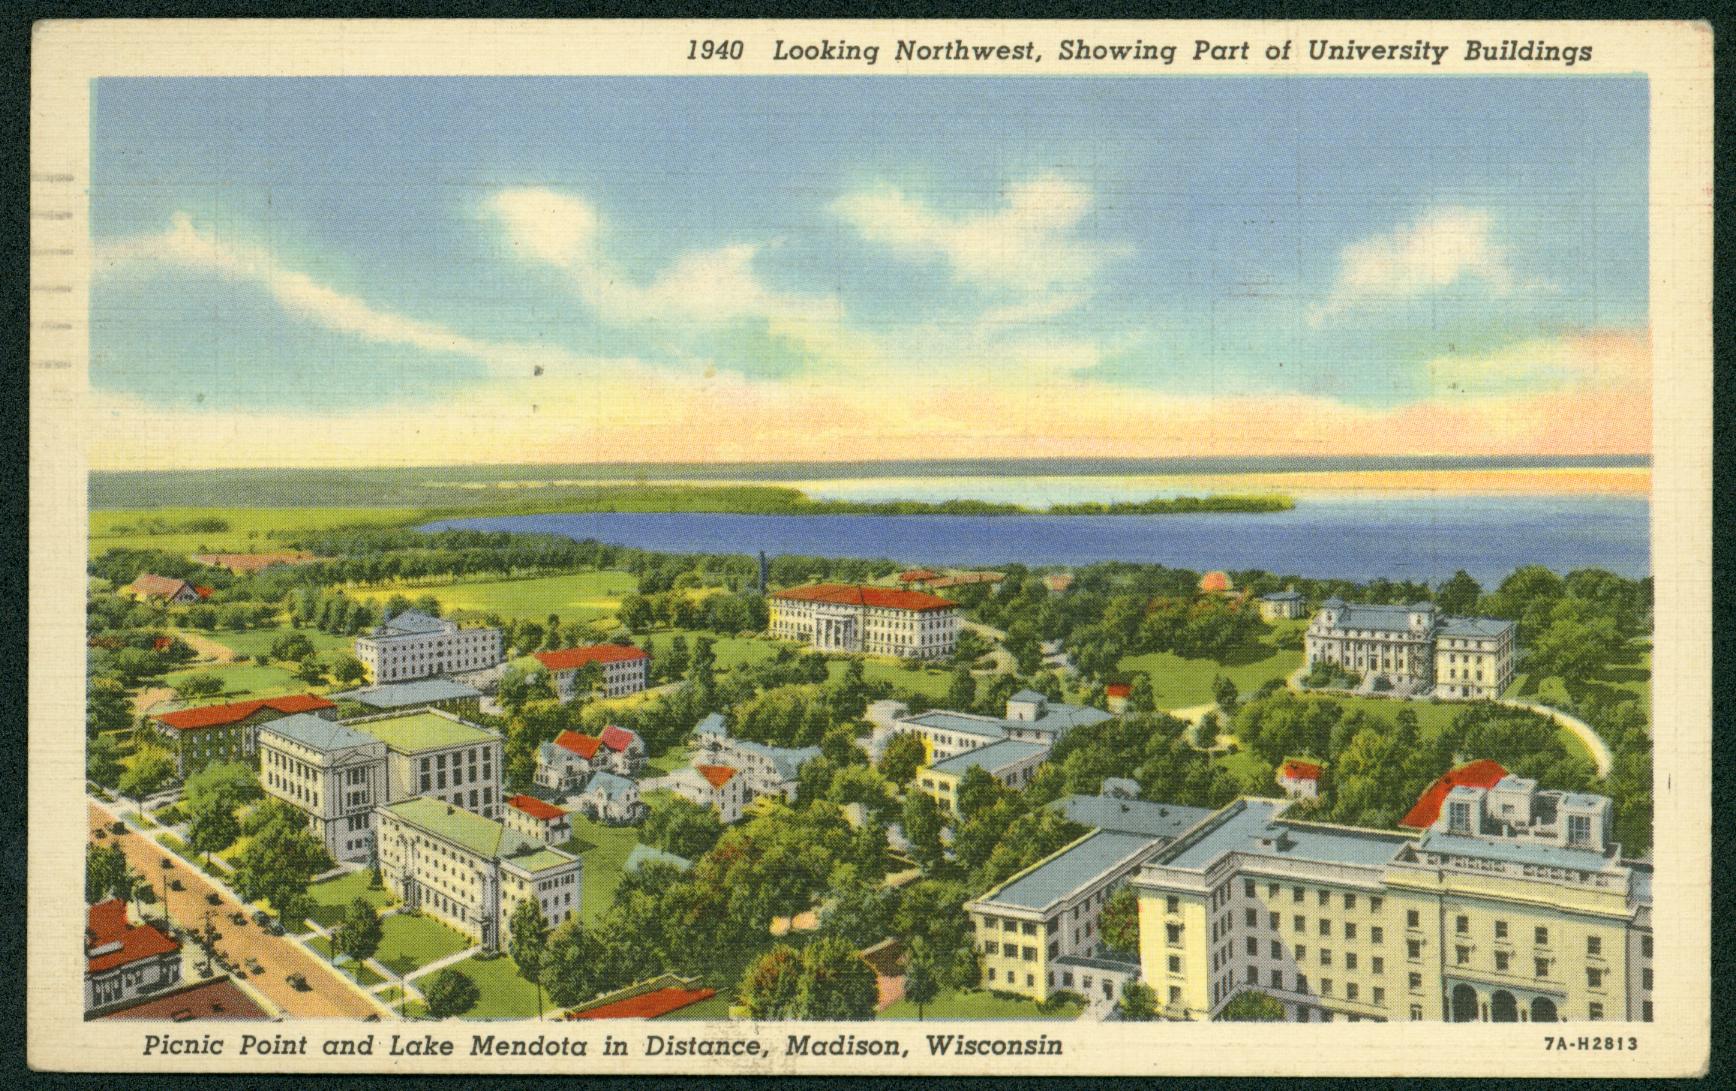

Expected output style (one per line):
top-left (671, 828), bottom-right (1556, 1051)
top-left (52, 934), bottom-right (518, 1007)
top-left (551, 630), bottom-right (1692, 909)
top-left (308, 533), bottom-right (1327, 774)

top-left (1166, 924), bottom-right (1183, 945)
top-left (1373, 987), bottom-right (1385, 1006)
top-left (1270, 912), bottom-right (1280, 930)
top-left (1296, 945), bottom-right (1306, 959)
top-left (1269, 883), bottom-right (1279, 898)
top-left (1296, 974), bottom-right (1308, 993)
top-left (1246, 937), bottom-right (1257, 956)
top-left (1022, 921), bottom-right (1037, 935)
top-left (1589, 1002), bottom-right (1604, 1021)
top-left (1535, 926), bottom-right (1549, 946)
top-left (1168, 956), bottom-right (1181, 974)
top-left (1246, 966), bottom-right (1256, 984)
top-left (1494, 920), bottom-right (1508, 939)
top-left (1371, 927), bottom-right (1384, 944)
top-left (1410, 1004), bottom-right (1423, 1021)
top-left (1535, 958), bottom-right (1550, 979)
top-left (1456, 915), bottom-right (1469, 934)
top-left (1245, 908), bottom-right (1258, 927)
top-left (1347, 983), bottom-right (1359, 1001)
top-left (1003, 919), bottom-right (1018, 932)
top-left (1644, 968), bottom-right (1653, 990)
top-left (1170, 986), bottom-right (1182, 1003)
top-left (1320, 949), bottom-right (1332, 966)
top-left (1346, 953), bottom-right (1358, 971)
top-left (1271, 941), bottom-right (1282, 959)
top-left (1343, 893), bottom-right (1356, 910)
top-left (1643, 935), bottom-right (1654, 958)
top-left (1407, 909), bottom-right (1420, 928)
top-left (1022, 947), bottom-right (1037, 962)
top-left (1643, 1001), bottom-right (1653, 1022)
top-left (1320, 979), bottom-right (1333, 996)
top-left (1408, 972), bottom-right (1423, 990)
top-left (1245, 880), bottom-right (1256, 897)
top-left (1371, 897), bottom-right (1383, 912)
top-left (1293, 915), bottom-right (1305, 931)
top-left (1587, 935), bottom-right (1603, 957)
top-left (1345, 922), bottom-right (1357, 940)
top-left (1166, 896), bottom-right (1179, 913)
top-left (1587, 968), bottom-right (1604, 988)
top-left (1293, 886), bottom-right (1304, 903)
top-left (1372, 957), bottom-right (1384, 974)
top-left (1317, 890), bottom-right (1330, 907)
top-left (1271, 969), bottom-right (1283, 988)
top-left (1495, 951), bottom-right (1510, 972)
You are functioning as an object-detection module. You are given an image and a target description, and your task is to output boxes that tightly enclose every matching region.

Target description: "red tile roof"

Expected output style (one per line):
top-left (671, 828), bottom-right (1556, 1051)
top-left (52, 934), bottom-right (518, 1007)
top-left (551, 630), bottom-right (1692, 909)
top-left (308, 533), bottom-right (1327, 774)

top-left (568, 985), bottom-right (716, 1020)
top-left (87, 899), bottom-right (180, 974)
top-left (535, 644), bottom-right (649, 671)
top-left (772, 583), bottom-right (956, 612)
top-left (97, 977), bottom-right (269, 1022)
top-left (898, 569), bottom-right (942, 583)
top-left (1279, 760), bottom-right (1323, 782)
top-left (1105, 684), bottom-right (1132, 698)
top-left (193, 586), bottom-right (214, 599)
top-left (599, 725), bottom-right (641, 753)
top-left (154, 694), bottom-right (335, 732)
top-left (129, 574), bottom-right (193, 599)
top-left (507, 794), bottom-right (567, 821)
top-left (1399, 759), bottom-right (1510, 829)
top-left (696, 764), bottom-right (738, 789)
top-left (553, 730), bottom-right (601, 759)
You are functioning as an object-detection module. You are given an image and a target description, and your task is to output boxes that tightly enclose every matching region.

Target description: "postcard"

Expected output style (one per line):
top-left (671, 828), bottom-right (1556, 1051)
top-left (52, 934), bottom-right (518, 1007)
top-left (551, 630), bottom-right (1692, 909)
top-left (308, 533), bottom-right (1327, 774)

top-left (29, 18), bottom-right (1711, 1077)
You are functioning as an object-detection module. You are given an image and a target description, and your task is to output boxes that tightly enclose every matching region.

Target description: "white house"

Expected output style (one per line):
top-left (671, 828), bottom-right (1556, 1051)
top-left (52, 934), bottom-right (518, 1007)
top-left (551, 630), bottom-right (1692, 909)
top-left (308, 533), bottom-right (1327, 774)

top-left (667, 764), bottom-right (749, 824)
top-left (573, 772), bottom-right (647, 825)
top-left (355, 610), bottom-right (503, 684)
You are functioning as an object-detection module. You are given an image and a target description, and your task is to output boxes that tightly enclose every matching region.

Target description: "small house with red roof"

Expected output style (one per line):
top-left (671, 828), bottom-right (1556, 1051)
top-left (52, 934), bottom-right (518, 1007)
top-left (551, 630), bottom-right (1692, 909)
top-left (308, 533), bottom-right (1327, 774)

top-left (667, 763), bottom-right (749, 824)
top-left (86, 899), bottom-right (182, 1013)
top-left (597, 724), bottom-right (647, 776)
top-left (535, 729), bottom-right (603, 792)
top-left (898, 569), bottom-right (942, 587)
top-left (1105, 683), bottom-right (1132, 713)
top-left (124, 574), bottom-right (204, 605)
top-left (504, 794), bottom-right (571, 844)
top-left (1399, 759), bottom-right (1510, 829)
top-left (1276, 758), bottom-right (1325, 800)
top-left (534, 643), bottom-right (650, 701)
top-left (151, 693), bottom-right (337, 776)
top-left (769, 582), bottom-right (960, 659)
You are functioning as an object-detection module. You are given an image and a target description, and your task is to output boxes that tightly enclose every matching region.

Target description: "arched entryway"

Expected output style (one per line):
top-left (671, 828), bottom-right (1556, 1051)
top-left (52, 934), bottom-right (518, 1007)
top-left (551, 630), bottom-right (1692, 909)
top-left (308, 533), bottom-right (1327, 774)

top-left (1531, 997), bottom-right (1559, 1022)
top-left (1491, 991), bottom-right (1518, 1022)
top-left (1451, 983), bottom-right (1479, 1022)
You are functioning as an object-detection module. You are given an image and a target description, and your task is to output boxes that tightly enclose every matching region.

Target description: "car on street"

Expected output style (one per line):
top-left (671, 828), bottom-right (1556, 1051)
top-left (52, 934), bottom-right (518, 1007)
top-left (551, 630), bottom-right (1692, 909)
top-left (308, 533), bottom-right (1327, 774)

top-left (169, 879), bottom-right (185, 891)
top-left (230, 911), bottom-right (248, 927)
top-left (109, 821), bottom-right (126, 835)
top-left (205, 892), bottom-right (222, 905)
top-left (286, 973), bottom-right (310, 991)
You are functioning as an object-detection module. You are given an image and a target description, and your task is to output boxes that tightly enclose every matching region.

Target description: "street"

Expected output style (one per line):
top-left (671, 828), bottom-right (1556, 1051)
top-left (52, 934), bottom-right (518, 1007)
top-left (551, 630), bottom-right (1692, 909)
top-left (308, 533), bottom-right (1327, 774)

top-left (88, 801), bottom-right (386, 1020)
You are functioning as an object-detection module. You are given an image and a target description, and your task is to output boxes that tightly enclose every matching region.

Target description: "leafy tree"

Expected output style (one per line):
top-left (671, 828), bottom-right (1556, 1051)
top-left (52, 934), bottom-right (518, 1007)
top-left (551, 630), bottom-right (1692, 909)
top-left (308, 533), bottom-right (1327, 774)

top-left (172, 672), bottom-right (224, 701)
top-left (617, 593), bottom-right (653, 632)
top-left (818, 879), bottom-right (898, 950)
top-left (689, 637), bottom-right (717, 691)
top-left (412, 594), bottom-right (443, 617)
top-left (1212, 675), bottom-right (1240, 715)
top-left (86, 841), bottom-right (135, 904)
top-left (118, 746), bottom-right (176, 799)
top-left (186, 793), bottom-right (241, 866)
top-left (1118, 980), bottom-right (1161, 1021)
top-left (1128, 673), bottom-right (1157, 713)
top-left (1099, 885), bottom-right (1140, 952)
top-left (507, 898), bottom-right (550, 1018)
top-left (954, 766), bottom-right (1004, 822)
top-left (901, 792), bottom-right (945, 872)
top-left (183, 761), bottom-right (260, 812)
top-left (540, 916), bottom-right (605, 1009)
top-left (268, 632), bottom-right (316, 663)
top-left (87, 676), bottom-right (134, 737)
top-left (327, 653), bottom-right (368, 686)
top-left (422, 968), bottom-right (481, 1019)
top-left (230, 801), bottom-right (330, 927)
top-left (903, 938), bottom-right (941, 1020)
top-left (110, 648), bottom-right (166, 686)
top-left (795, 935), bottom-right (878, 1020)
top-left (876, 732), bottom-right (927, 787)
top-left (890, 879), bottom-right (979, 989)
top-left (1436, 569), bottom-right (1483, 614)
top-left (497, 665), bottom-right (554, 711)
top-left (643, 796), bottom-right (724, 861)
top-left (1217, 989), bottom-right (1286, 1021)
top-left (335, 897), bottom-right (383, 981)
top-left (739, 944), bottom-right (805, 1019)
top-left (945, 665), bottom-right (976, 711)
top-left (87, 734), bottom-right (124, 787)
top-left (295, 657), bottom-right (327, 685)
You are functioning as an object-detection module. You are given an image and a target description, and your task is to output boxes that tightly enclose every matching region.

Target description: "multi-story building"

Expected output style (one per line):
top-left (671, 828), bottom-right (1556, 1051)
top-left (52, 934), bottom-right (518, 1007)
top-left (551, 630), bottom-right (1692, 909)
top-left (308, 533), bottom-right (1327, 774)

top-left (1132, 785), bottom-right (1652, 1024)
top-left (691, 715), bottom-right (820, 803)
top-left (354, 610), bottom-right (503, 684)
top-left (503, 794), bottom-right (571, 845)
top-left (572, 772), bottom-right (647, 825)
top-left (150, 694), bottom-right (337, 777)
top-left (965, 792), bottom-right (1213, 1005)
top-left (376, 797), bottom-right (582, 950)
top-left (1276, 759), bottom-right (1323, 800)
top-left (666, 764), bottom-right (750, 824)
top-left (1257, 590), bottom-right (1308, 622)
top-left (918, 739), bottom-right (1050, 815)
top-left (257, 714), bottom-right (389, 863)
top-left (346, 708), bottom-right (505, 820)
top-left (533, 644), bottom-right (650, 700)
top-left (1304, 599), bottom-right (1516, 699)
top-left (893, 691), bottom-right (1112, 764)
top-left (769, 583), bottom-right (960, 659)
top-left (535, 730), bottom-right (601, 793)
top-left (328, 678), bottom-right (483, 717)
top-left (85, 899), bottom-right (182, 1013)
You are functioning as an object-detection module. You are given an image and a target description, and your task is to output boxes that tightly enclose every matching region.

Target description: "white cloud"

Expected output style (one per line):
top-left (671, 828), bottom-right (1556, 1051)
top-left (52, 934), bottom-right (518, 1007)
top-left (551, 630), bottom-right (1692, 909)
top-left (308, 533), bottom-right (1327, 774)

top-left (488, 187), bottom-right (599, 267)
top-left (1308, 206), bottom-right (1530, 326)
top-left (831, 174), bottom-right (1120, 298)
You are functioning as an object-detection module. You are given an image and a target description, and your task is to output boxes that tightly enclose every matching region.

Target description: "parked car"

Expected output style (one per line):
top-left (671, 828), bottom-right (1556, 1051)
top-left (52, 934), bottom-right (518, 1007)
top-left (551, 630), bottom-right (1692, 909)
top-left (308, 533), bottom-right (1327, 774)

top-left (169, 879), bottom-right (185, 891)
top-left (205, 893), bottom-right (221, 906)
top-left (251, 910), bottom-right (271, 926)
top-left (286, 973), bottom-right (309, 991)
top-left (230, 911), bottom-right (248, 927)
top-left (110, 821), bottom-right (126, 835)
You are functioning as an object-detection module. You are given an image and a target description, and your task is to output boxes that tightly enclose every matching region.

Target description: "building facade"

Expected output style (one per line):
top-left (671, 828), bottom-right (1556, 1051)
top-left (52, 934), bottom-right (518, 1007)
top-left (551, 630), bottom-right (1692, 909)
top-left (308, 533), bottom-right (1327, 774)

top-left (1433, 617), bottom-right (1519, 699)
top-left (769, 583), bottom-right (960, 659)
top-left (85, 899), bottom-right (182, 1013)
top-left (893, 692), bottom-right (1112, 765)
top-left (1257, 590), bottom-right (1308, 621)
top-left (504, 794), bottom-right (572, 845)
top-left (376, 797), bottom-right (581, 950)
top-left (666, 764), bottom-right (749, 824)
top-left (918, 739), bottom-right (1050, 815)
top-left (534, 644), bottom-right (651, 700)
top-left (257, 714), bottom-right (389, 863)
top-left (151, 694), bottom-right (337, 777)
top-left (328, 678), bottom-right (484, 717)
top-left (346, 708), bottom-right (505, 820)
top-left (1132, 789), bottom-right (1652, 1024)
top-left (1304, 599), bottom-right (1516, 699)
top-left (354, 610), bottom-right (503, 684)
top-left (691, 717), bottom-right (820, 803)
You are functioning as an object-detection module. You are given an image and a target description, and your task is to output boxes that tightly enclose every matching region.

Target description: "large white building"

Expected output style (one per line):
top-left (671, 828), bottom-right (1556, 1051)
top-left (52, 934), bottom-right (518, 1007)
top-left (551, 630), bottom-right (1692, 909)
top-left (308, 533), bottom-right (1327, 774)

top-left (376, 797), bottom-right (582, 950)
top-left (1304, 599), bottom-right (1516, 699)
top-left (345, 708), bottom-right (506, 820)
top-left (355, 610), bottom-right (503, 684)
top-left (257, 714), bottom-right (390, 864)
top-left (769, 583), bottom-right (960, 659)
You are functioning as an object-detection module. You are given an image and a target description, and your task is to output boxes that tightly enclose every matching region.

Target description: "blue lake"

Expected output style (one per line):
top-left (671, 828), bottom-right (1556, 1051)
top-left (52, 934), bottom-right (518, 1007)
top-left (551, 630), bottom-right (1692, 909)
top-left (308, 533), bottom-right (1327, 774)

top-left (422, 494), bottom-right (1649, 585)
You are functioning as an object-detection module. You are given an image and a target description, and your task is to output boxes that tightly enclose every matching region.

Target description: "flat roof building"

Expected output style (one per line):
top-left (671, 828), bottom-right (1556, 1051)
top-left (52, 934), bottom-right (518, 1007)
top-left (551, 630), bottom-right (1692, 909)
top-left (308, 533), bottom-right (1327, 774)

top-left (257, 714), bottom-right (389, 864)
top-left (345, 708), bottom-right (505, 820)
top-left (355, 610), bottom-right (503, 684)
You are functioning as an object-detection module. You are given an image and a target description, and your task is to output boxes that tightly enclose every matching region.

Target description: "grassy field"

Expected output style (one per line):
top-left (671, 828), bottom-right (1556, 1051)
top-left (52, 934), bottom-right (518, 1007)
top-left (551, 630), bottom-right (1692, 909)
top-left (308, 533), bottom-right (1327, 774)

top-left (372, 912), bottom-right (473, 976)
top-left (304, 870), bottom-right (398, 928)
top-left (307, 937), bottom-right (388, 986)
top-left (1506, 638), bottom-right (1652, 728)
top-left (647, 629), bottom-right (789, 672)
top-left (644, 746), bottom-right (691, 776)
top-left (412, 953), bottom-right (544, 1019)
top-left (346, 570), bottom-right (636, 624)
top-left (202, 626), bottom-right (356, 662)
top-left (559, 816), bottom-right (648, 924)
top-left (91, 506), bottom-right (415, 556)
top-left (877, 988), bottom-right (1085, 1020)
top-left (1119, 626), bottom-right (1306, 711)
top-left (159, 660), bottom-right (309, 704)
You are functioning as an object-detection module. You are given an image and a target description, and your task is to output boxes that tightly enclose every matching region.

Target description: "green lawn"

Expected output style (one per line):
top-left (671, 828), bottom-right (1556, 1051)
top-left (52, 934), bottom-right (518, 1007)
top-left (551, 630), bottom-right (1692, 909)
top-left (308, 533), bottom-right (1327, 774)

top-left (347, 570), bottom-right (636, 624)
top-left (305, 869), bottom-right (398, 927)
top-left (831, 657), bottom-right (957, 700)
top-left (92, 506), bottom-right (415, 557)
top-left (412, 953), bottom-right (545, 1019)
top-left (160, 660), bottom-right (309, 703)
top-left (558, 816), bottom-right (647, 924)
top-left (1119, 631), bottom-right (1305, 711)
top-left (646, 629), bottom-right (788, 672)
top-left (305, 938), bottom-right (387, 987)
top-left (878, 988), bottom-right (1085, 1020)
top-left (372, 912), bottom-right (473, 976)
top-left (202, 626), bottom-right (356, 662)
top-left (645, 746), bottom-right (691, 776)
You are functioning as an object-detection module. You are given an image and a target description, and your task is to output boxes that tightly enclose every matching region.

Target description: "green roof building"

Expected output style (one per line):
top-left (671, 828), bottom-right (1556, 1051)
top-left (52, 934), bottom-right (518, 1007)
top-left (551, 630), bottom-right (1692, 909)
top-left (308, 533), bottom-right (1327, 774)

top-left (346, 709), bottom-right (506, 821)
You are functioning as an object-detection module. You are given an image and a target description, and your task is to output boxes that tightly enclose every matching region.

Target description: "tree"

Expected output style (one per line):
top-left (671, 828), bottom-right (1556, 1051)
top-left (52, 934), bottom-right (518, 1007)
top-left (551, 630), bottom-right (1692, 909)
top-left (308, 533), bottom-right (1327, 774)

top-left (295, 656), bottom-right (327, 685)
top-left (186, 793), bottom-right (241, 866)
top-left (643, 796), bottom-right (723, 861)
top-left (540, 916), bottom-right (604, 1010)
top-left (172, 672), bottom-right (224, 702)
top-left (1436, 569), bottom-right (1483, 614)
top-left (739, 945), bottom-right (805, 1019)
top-left (572, 661), bottom-right (605, 700)
top-left (1128, 673), bottom-right (1157, 713)
top-left (87, 676), bottom-right (134, 737)
top-left (901, 792), bottom-right (945, 872)
top-left (1217, 989), bottom-right (1286, 1021)
top-left (497, 665), bottom-right (554, 711)
top-left (1099, 885), bottom-right (1140, 953)
top-left (903, 938), bottom-right (941, 1020)
top-left (422, 968), bottom-right (481, 1019)
top-left (954, 766), bottom-right (1002, 822)
top-left (876, 732), bottom-right (927, 787)
top-left (795, 936), bottom-right (878, 1020)
top-left (328, 653), bottom-right (368, 686)
top-left (1118, 981), bottom-right (1161, 1021)
top-left (617, 594), bottom-right (653, 632)
top-left (118, 746), bottom-right (175, 799)
top-left (183, 761), bottom-right (260, 812)
top-left (507, 899), bottom-right (550, 1018)
top-left (269, 632), bottom-right (316, 664)
top-left (85, 841), bottom-right (135, 904)
top-left (689, 637), bottom-right (717, 690)
top-left (945, 665), bottom-right (976, 711)
top-left (230, 801), bottom-right (330, 927)
top-left (335, 897), bottom-right (383, 982)
top-left (1212, 675), bottom-right (1240, 715)
top-left (87, 734), bottom-right (124, 787)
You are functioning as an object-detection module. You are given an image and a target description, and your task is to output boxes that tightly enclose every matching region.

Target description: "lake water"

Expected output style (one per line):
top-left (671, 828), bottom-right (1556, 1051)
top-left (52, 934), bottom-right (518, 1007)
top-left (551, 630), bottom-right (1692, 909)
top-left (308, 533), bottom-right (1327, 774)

top-left (421, 492), bottom-right (1649, 585)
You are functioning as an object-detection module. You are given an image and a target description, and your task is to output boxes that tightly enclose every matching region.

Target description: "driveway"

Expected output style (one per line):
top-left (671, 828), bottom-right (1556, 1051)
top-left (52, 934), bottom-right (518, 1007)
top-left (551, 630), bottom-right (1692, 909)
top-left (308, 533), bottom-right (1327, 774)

top-left (89, 801), bottom-right (386, 1020)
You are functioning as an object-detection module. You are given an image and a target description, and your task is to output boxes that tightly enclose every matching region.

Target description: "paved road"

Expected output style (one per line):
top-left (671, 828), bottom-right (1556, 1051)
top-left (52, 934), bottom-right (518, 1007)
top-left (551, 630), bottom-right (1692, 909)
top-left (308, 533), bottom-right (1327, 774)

top-left (88, 801), bottom-right (385, 1020)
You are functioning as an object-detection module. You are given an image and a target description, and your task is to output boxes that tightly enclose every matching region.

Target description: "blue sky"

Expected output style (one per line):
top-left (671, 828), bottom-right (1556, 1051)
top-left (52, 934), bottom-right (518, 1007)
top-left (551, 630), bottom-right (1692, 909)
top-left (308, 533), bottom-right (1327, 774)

top-left (88, 76), bottom-right (1651, 467)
